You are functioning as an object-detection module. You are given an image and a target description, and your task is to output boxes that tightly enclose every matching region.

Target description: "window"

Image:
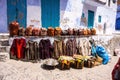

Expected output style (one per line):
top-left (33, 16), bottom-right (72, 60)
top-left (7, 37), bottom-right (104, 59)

top-left (108, 0), bottom-right (110, 6)
top-left (113, 0), bottom-right (116, 3)
top-left (98, 16), bottom-right (102, 23)
top-left (82, 13), bottom-right (85, 18)
top-left (115, 18), bottom-right (120, 30)
top-left (7, 0), bottom-right (27, 28)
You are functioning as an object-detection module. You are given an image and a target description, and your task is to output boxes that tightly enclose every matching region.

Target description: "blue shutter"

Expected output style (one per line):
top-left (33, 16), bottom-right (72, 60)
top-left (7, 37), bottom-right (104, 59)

top-left (98, 16), bottom-right (101, 23)
top-left (7, 0), bottom-right (17, 25)
top-left (7, 0), bottom-right (27, 28)
top-left (16, 0), bottom-right (27, 28)
top-left (88, 10), bottom-right (94, 28)
top-left (41, 0), bottom-right (60, 28)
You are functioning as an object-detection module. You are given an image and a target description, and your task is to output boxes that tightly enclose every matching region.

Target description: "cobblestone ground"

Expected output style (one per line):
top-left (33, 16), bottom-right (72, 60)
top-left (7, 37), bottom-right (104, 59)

top-left (0, 56), bottom-right (119, 80)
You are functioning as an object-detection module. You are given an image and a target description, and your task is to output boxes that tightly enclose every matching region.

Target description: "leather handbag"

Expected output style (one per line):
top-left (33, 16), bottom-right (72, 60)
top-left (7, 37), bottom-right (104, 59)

top-left (9, 21), bottom-right (20, 37)
top-left (32, 28), bottom-right (40, 36)
top-left (25, 26), bottom-right (33, 36)
top-left (61, 30), bottom-right (68, 35)
top-left (68, 28), bottom-right (73, 35)
top-left (91, 28), bottom-right (96, 35)
top-left (41, 28), bottom-right (47, 36)
top-left (18, 27), bottom-right (25, 36)
top-left (73, 28), bottom-right (78, 35)
top-left (47, 27), bottom-right (54, 36)
top-left (54, 27), bottom-right (62, 36)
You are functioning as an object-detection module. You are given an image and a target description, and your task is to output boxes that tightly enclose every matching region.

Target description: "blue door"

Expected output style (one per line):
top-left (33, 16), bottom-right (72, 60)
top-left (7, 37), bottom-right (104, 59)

top-left (7, 0), bottom-right (27, 28)
top-left (115, 18), bottom-right (120, 30)
top-left (41, 0), bottom-right (60, 28)
top-left (7, 0), bottom-right (16, 25)
top-left (88, 10), bottom-right (94, 28)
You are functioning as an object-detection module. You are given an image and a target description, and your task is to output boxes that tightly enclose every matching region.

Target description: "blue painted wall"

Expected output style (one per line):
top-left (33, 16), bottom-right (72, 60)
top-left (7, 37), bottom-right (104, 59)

top-left (0, 0), bottom-right (8, 33)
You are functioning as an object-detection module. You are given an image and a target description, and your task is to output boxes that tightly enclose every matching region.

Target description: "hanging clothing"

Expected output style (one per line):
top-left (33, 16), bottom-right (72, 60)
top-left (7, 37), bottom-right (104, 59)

top-left (10, 38), bottom-right (26, 59)
top-left (53, 39), bottom-right (66, 58)
top-left (39, 39), bottom-right (54, 59)
top-left (25, 40), bottom-right (39, 60)
top-left (66, 39), bottom-right (77, 56)
top-left (77, 38), bottom-right (91, 56)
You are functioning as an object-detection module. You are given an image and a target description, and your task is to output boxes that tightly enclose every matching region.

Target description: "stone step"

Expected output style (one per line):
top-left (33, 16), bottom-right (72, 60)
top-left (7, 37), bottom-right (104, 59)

top-left (0, 52), bottom-right (9, 62)
top-left (0, 46), bottom-right (10, 52)
top-left (0, 33), bottom-right (9, 39)
top-left (0, 39), bottom-right (9, 46)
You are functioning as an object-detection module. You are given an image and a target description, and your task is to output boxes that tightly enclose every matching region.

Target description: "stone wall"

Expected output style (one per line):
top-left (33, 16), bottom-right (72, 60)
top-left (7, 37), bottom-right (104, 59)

top-left (91, 35), bottom-right (120, 55)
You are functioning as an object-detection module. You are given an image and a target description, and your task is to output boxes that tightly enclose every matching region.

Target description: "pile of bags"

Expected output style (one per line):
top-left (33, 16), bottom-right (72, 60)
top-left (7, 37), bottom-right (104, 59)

top-left (9, 21), bottom-right (96, 37)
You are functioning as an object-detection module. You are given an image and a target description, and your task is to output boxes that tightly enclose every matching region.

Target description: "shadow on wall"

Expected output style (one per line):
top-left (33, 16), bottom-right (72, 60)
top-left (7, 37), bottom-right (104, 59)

top-left (60, 0), bottom-right (69, 21)
top-left (27, 0), bottom-right (41, 6)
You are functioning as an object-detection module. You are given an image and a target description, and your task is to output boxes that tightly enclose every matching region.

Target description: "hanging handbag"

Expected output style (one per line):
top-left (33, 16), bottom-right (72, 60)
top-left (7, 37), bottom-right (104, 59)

top-left (32, 28), bottom-right (40, 36)
top-left (18, 27), bottom-right (25, 36)
top-left (41, 28), bottom-right (47, 36)
top-left (54, 27), bottom-right (62, 36)
top-left (25, 26), bottom-right (33, 36)
top-left (47, 27), bottom-right (54, 36)
top-left (9, 21), bottom-right (20, 37)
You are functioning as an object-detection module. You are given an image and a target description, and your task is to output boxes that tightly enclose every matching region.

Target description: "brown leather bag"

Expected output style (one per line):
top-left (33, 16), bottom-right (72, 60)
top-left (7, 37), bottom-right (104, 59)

top-left (54, 27), bottom-right (62, 36)
top-left (87, 29), bottom-right (91, 35)
top-left (25, 26), bottom-right (33, 36)
top-left (32, 28), bottom-right (40, 36)
top-left (61, 30), bottom-right (68, 35)
top-left (83, 28), bottom-right (88, 35)
top-left (47, 27), bottom-right (54, 36)
top-left (73, 28), bottom-right (78, 35)
top-left (68, 28), bottom-right (73, 35)
top-left (41, 28), bottom-right (47, 36)
top-left (78, 28), bottom-right (84, 35)
top-left (18, 27), bottom-right (25, 36)
top-left (91, 28), bottom-right (96, 35)
top-left (9, 21), bottom-right (20, 37)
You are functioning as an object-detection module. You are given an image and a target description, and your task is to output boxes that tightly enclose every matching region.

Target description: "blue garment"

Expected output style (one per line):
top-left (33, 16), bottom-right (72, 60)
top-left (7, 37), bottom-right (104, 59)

top-left (96, 45), bottom-right (110, 64)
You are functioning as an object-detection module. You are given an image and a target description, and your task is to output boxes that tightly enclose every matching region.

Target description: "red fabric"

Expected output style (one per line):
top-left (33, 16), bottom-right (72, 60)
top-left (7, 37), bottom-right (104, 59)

top-left (112, 58), bottom-right (120, 80)
top-left (10, 38), bottom-right (26, 59)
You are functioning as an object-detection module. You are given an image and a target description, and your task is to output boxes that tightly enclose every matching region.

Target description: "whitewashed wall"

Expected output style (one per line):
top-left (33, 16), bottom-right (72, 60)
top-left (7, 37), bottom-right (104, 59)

top-left (60, 0), bottom-right (83, 29)
top-left (83, 0), bottom-right (117, 34)
top-left (0, 0), bottom-right (117, 34)
top-left (27, 0), bottom-right (41, 28)
top-left (95, 6), bottom-right (117, 34)
top-left (0, 0), bottom-right (8, 33)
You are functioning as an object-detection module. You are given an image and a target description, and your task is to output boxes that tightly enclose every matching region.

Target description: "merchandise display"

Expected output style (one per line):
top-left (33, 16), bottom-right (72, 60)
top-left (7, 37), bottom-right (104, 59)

top-left (47, 27), bottom-right (55, 36)
top-left (32, 28), bottom-right (40, 36)
top-left (9, 21), bottom-right (20, 37)
top-left (8, 21), bottom-right (105, 70)
top-left (25, 26), bottom-right (33, 36)
top-left (18, 27), bottom-right (25, 36)
top-left (54, 27), bottom-right (62, 36)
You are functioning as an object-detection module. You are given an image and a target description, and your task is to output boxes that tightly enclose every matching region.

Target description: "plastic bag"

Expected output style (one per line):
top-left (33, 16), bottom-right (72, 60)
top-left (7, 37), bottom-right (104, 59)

top-left (96, 45), bottom-right (110, 64)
